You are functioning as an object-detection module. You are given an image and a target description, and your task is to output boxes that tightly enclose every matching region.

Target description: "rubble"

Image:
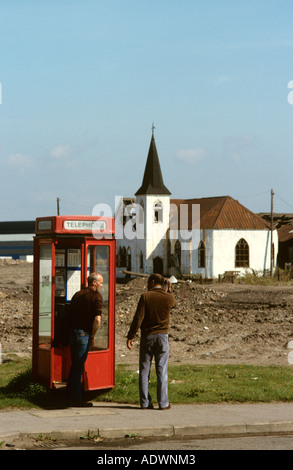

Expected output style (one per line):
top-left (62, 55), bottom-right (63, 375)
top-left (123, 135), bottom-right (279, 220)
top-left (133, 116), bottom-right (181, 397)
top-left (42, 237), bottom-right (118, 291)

top-left (0, 259), bottom-right (293, 366)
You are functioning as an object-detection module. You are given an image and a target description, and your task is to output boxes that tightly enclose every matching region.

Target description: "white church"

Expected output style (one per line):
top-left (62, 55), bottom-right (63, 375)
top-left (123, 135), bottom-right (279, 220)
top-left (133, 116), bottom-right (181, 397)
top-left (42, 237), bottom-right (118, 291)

top-left (115, 132), bottom-right (278, 280)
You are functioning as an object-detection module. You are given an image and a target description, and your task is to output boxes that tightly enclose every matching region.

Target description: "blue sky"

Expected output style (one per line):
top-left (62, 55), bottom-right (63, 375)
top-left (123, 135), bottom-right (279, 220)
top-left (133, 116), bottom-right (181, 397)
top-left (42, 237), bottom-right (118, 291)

top-left (1, 0), bottom-right (293, 220)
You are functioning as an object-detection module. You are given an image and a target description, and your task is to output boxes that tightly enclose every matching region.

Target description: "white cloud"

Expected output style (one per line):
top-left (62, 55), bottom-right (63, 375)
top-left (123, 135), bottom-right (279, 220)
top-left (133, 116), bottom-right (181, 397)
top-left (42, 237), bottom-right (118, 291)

top-left (176, 148), bottom-right (207, 165)
top-left (7, 153), bottom-right (34, 172)
top-left (50, 145), bottom-right (72, 160)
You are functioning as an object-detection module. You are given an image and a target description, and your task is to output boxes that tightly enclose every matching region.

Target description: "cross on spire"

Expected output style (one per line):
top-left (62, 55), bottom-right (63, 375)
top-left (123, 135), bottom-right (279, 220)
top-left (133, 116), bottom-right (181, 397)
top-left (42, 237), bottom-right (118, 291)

top-left (152, 122), bottom-right (156, 136)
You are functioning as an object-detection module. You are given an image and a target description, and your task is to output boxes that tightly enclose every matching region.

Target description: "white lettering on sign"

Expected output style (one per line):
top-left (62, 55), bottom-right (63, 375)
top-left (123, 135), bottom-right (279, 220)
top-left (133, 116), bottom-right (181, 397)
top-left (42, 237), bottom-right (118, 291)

top-left (64, 220), bottom-right (106, 231)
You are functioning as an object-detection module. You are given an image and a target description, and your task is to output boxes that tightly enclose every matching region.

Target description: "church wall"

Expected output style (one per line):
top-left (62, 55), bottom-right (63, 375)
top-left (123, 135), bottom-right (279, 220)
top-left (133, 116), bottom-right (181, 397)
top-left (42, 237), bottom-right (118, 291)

top-left (211, 229), bottom-right (278, 278)
top-left (176, 228), bottom-right (278, 279)
top-left (116, 219), bottom-right (279, 280)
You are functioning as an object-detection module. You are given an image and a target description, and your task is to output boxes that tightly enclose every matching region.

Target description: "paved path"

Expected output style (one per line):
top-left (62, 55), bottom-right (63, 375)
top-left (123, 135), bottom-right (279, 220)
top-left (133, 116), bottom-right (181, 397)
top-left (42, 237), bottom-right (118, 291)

top-left (1, 401), bottom-right (293, 443)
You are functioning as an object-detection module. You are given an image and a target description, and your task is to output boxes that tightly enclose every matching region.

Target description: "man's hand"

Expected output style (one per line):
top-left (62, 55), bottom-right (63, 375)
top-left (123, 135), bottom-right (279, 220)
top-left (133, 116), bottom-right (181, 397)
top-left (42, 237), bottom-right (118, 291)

top-left (90, 336), bottom-right (95, 351)
top-left (127, 339), bottom-right (133, 350)
top-left (164, 279), bottom-right (172, 293)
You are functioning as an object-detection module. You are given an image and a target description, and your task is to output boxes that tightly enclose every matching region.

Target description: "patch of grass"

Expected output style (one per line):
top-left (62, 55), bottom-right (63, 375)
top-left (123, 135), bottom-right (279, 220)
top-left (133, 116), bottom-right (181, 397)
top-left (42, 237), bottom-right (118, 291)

top-left (167, 364), bottom-right (293, 403)
top-left (0, 357), bottom-right (50, 409)
top-left (95, 363), bottom-right (293, 405)
top-left (1, 358), bottom-right (293, 408)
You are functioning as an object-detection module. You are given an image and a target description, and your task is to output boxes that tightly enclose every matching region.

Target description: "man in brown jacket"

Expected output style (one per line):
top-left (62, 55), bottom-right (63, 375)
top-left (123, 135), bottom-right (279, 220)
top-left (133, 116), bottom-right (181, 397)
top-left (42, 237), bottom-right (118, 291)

top-left (127, 273), bottom-right (176, 409)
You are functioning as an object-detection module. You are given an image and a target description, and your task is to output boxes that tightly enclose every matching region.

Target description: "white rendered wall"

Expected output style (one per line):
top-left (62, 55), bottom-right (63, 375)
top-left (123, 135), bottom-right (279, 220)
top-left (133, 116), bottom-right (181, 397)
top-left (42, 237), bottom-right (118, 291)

top-left (211, 229), bottom-right (278, 278)
top-left (116, 194), bottom-right (170, 276)
top-left (140, 194), bottom-right (170, 274)
top-left (178, 229), bottom-right (278, 279)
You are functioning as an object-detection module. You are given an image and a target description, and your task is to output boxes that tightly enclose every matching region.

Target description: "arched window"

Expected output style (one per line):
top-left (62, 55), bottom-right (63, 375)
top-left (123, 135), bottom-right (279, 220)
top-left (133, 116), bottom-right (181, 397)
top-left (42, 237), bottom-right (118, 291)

top-left (154, 202), bottom-right (163, 222)
top-left (120, 247), bottom-right (127, 267)
top-left (235, 238), bottom-right (249, 267)
top-left (140, 251), bottom-right (144, 270)
top-left (175, 239), bottom-right (181, 269)
top-left (138, 200), bottom-right (144, 224)
top-left (127, 247), bottom-right (131, 271)
top-left (198, 241), bottom-right (205, 268)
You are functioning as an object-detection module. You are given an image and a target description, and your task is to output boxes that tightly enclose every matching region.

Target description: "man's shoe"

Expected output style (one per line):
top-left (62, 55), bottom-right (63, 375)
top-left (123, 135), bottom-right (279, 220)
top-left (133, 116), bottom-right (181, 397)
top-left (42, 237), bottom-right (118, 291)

top-left (159, 404), bottom-right (171, 410)
top-left (141, 404), bottom-right (154, 410)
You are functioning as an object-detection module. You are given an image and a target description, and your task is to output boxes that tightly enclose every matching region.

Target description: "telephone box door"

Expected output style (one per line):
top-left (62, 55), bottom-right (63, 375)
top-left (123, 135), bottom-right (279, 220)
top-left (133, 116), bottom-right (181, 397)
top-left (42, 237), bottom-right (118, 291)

top-left (51, 240), bottom-right (116, 390)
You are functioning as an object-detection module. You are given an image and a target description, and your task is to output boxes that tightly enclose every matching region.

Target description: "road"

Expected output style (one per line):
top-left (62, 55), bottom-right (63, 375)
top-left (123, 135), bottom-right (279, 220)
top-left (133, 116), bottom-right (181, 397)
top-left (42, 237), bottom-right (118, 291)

top-left (5, 433), bottom-right (293, 452)
top-left (52, 433), bottom-right (293, 450)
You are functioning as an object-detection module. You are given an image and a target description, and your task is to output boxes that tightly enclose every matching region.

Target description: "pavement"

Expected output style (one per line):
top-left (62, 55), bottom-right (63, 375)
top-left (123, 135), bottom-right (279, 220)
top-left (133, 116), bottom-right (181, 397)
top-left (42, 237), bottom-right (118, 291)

top-left (1, 401), bottom-right (293, 446)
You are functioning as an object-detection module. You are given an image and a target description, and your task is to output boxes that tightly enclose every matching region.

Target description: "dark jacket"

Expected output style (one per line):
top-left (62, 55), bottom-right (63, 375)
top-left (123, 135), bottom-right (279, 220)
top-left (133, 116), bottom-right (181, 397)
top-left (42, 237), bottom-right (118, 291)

top-left (127, 287), bottom-right (176, 340)
top-left (69, 287), bottom-right (102, 335)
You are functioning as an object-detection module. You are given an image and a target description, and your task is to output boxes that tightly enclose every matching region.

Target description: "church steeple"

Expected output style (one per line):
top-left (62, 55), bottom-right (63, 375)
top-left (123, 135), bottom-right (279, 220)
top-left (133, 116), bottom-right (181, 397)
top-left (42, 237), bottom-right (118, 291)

top-left (135, 129), bottom-right (171, 196)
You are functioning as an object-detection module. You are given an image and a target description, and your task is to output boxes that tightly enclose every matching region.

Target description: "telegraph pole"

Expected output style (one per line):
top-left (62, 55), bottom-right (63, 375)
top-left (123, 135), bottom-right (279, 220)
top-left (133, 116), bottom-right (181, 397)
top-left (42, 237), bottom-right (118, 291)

top-left (57, 197), bottom-right (60, 216)
top-left (270, 189), bottom-right (274, 277)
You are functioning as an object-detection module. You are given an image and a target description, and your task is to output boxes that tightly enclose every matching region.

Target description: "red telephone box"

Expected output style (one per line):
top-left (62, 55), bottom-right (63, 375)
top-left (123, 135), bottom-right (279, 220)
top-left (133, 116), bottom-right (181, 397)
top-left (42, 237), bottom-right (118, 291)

top-left (32, 215), bottom-right (116, 391)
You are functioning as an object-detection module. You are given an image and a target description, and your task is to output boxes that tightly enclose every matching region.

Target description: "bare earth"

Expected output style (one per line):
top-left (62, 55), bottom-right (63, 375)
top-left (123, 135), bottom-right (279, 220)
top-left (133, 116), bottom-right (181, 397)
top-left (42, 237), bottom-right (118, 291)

top-left (1, 259), bottom-right (293, 366)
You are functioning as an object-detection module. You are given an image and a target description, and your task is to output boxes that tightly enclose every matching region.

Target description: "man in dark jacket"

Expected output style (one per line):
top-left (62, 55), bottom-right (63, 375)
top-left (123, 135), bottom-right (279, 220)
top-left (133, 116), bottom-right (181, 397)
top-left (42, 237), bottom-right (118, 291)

top-left (127, 273), bottom-right (176, 410)
top-left (67, 272), bottom-right (103, 407)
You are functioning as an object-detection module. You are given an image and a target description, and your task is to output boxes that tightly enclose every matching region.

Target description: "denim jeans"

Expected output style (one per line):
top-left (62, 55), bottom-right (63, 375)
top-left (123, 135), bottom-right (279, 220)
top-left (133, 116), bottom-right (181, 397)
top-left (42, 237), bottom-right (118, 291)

top-left (67, 329), bottom-right (92, 402)
top-left (139, 334), bottom-right (169, 409)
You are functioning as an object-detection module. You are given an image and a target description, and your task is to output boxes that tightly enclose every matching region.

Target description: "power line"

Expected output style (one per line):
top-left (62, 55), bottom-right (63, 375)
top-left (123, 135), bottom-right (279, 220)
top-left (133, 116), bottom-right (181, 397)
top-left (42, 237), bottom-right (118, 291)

top-left (235, 190), bottom-right (270, 199)
top-left (274, 192), bottom-right (293, 212)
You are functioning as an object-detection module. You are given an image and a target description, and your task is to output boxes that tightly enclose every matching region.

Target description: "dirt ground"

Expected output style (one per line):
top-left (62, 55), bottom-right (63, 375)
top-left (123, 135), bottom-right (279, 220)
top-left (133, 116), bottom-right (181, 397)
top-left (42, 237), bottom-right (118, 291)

top-left (1, 259), bottom-right (293, 366)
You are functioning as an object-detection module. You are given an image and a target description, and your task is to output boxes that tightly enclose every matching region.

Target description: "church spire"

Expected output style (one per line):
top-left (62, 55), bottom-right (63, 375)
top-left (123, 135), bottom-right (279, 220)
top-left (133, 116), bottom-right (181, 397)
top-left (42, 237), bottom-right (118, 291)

top-left (135, 128), bottom-right (171, 196)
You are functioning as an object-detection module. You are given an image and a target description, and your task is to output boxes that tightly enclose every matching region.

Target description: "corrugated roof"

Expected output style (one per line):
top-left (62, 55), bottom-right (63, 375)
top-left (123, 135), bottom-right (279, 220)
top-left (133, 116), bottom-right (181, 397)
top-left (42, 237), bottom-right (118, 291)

top-left (278, 223), bottom-right (293, 243)
top-left (171, 196), bottom-right (270, 230)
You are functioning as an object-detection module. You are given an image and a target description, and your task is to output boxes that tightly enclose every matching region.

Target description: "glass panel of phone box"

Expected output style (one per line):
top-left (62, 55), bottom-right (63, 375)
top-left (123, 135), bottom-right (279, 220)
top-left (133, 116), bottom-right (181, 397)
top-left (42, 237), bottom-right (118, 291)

top-left (88, 245), bottom-right (109, 351)
top-left (38, 245), bottom-right (110, 350)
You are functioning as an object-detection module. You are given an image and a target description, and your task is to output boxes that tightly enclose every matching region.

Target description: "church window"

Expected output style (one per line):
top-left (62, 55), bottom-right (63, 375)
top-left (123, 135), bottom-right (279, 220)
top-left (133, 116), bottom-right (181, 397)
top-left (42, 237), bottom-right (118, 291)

top-left (235, 238), bottom-right (249, 267)
top-left (175, 239), bottom-right (181, 269)
top-left (127, 247), bottom-right (131, 271)
top-left (119, 247), bottom-right (127, 267)
top-left (138, 200), bottom-right (144, 224)
top-left (154, 202), bottom-right (163, 222)
top-left (198, 241), bottom-right (206, 268)
top-left (140, 251), bottom-right (144, 270)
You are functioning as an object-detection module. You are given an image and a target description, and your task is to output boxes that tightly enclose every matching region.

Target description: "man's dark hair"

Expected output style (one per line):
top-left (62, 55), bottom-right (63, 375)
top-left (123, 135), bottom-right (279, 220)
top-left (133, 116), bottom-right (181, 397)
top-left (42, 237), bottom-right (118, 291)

top-left (149, 273), bottom-right (165, 286)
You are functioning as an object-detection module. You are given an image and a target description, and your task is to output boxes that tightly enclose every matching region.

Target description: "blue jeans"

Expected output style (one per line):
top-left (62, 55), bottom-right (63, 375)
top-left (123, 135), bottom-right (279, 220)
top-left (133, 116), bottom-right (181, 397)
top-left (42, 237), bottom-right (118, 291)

top-left (67, 329), bottom-right (92, 402)
top-left (139, 334), bottom-right (169, 409)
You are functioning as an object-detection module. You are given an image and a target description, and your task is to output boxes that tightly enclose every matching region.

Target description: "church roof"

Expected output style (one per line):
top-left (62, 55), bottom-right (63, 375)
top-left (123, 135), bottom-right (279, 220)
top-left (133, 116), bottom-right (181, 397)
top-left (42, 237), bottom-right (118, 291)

top-left (135, 134), bottom-right (171, 196)
top-left (171, 196), bottom-right (270, 230)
